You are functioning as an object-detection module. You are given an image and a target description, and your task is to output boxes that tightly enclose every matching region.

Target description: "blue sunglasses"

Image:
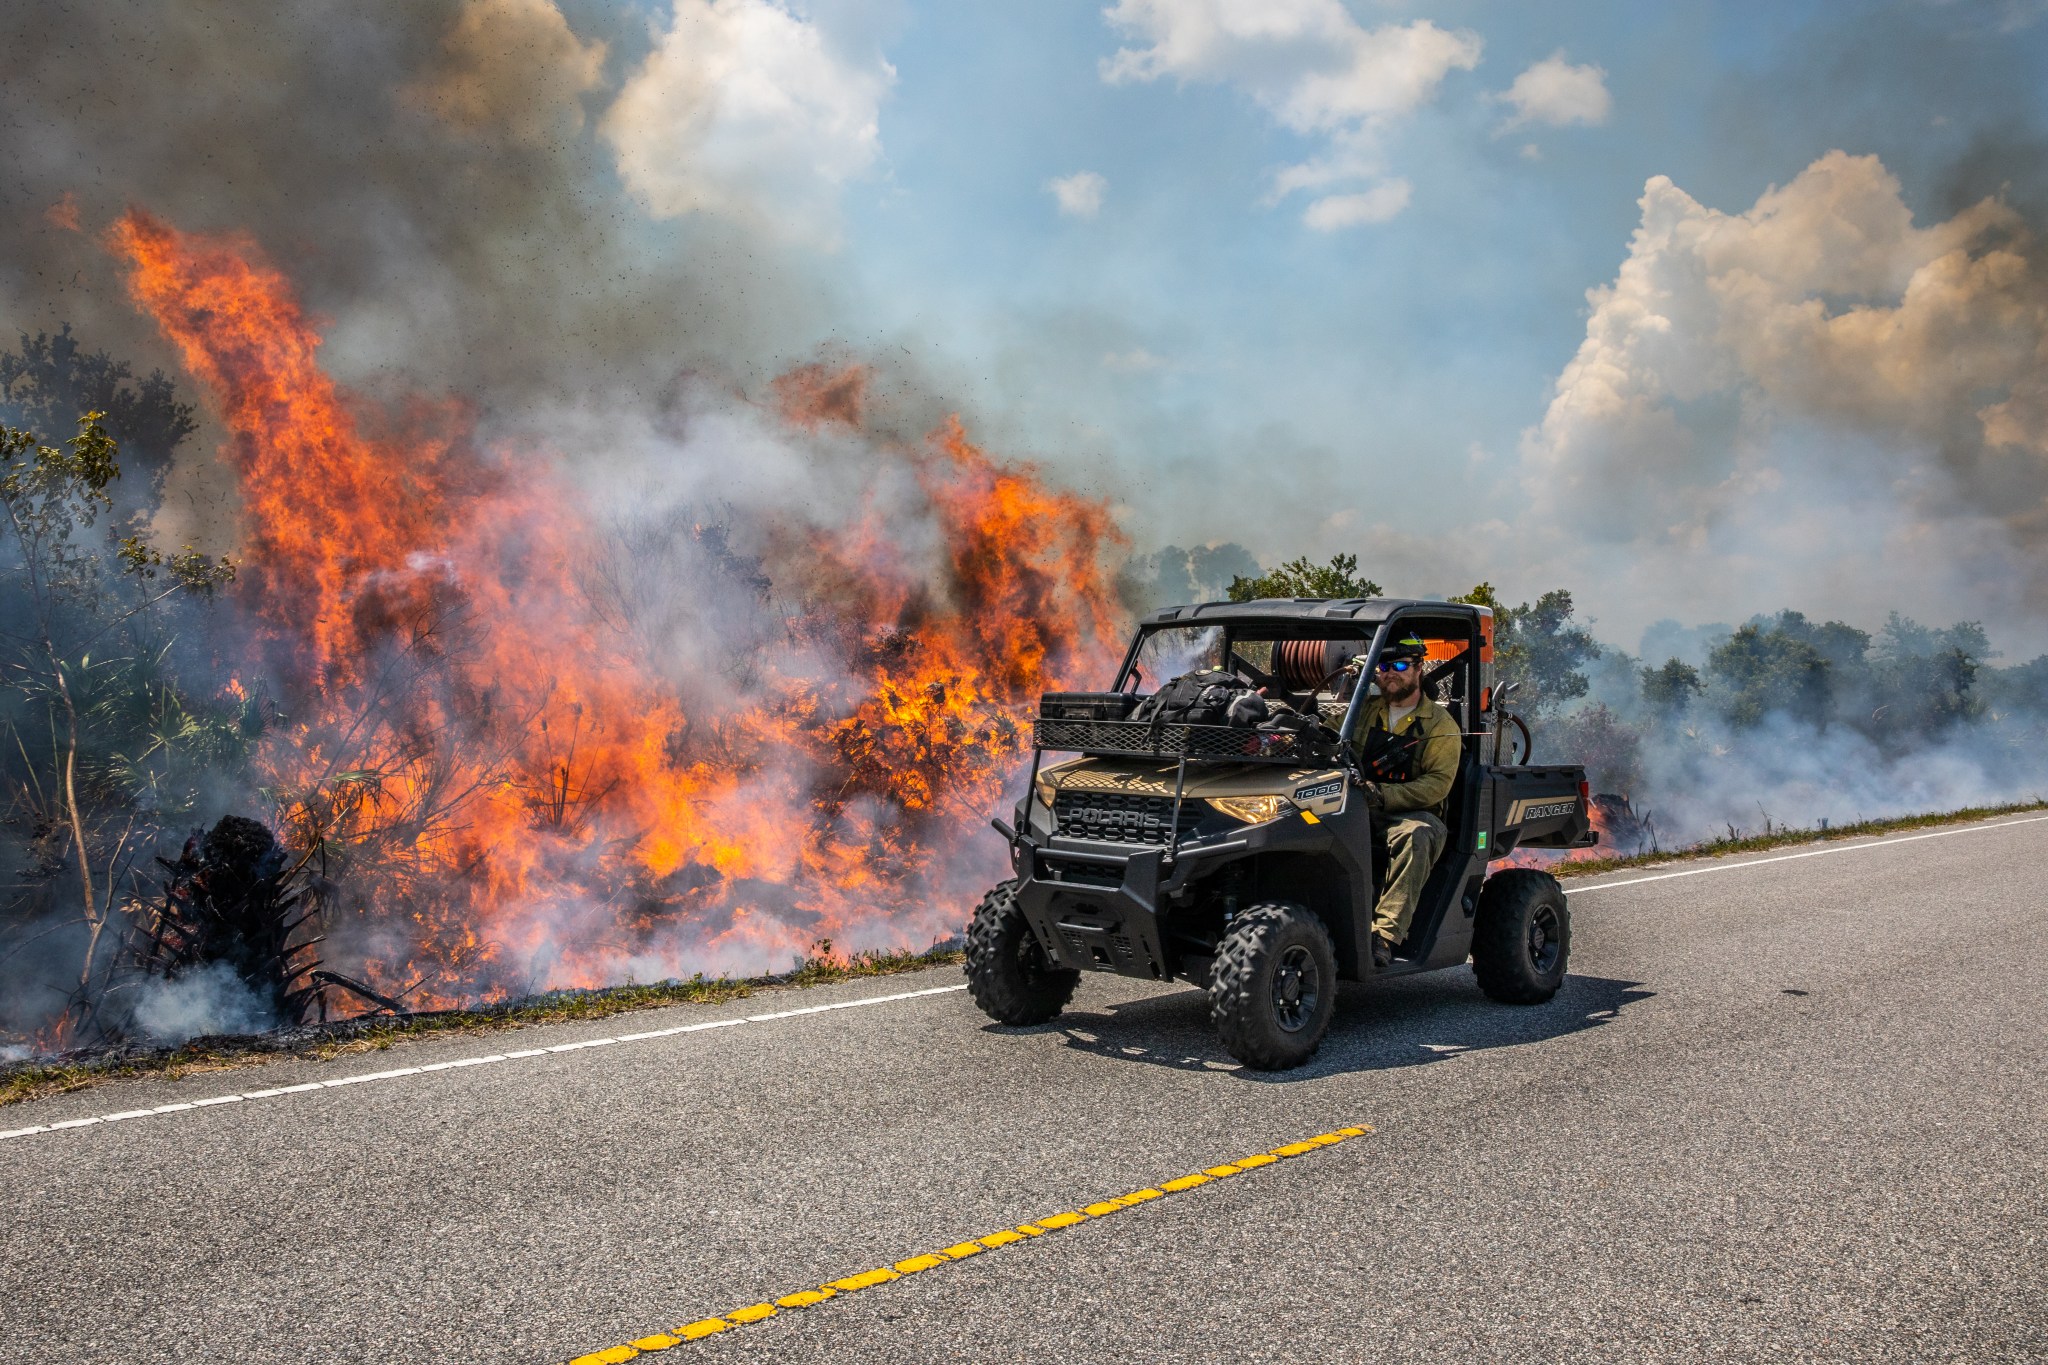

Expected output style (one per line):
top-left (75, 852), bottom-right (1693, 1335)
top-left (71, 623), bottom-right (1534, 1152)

top-left (1376, 658), bottom-right (1419, 673)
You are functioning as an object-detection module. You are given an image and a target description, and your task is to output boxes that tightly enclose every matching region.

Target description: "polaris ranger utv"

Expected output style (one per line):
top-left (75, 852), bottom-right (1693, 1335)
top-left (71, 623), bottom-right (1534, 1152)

top-left (966, 597), bottom-right (1595, 1070)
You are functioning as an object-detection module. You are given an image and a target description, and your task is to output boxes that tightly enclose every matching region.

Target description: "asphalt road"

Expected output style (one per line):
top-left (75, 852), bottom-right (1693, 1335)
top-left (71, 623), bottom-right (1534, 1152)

top-left (4, 815), bottom-right (2046, 1364)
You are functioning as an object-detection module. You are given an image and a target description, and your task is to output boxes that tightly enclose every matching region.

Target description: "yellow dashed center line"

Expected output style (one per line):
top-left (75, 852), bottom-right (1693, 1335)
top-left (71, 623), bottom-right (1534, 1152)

top-left (562, 1125), bottom-right (1372, 1364)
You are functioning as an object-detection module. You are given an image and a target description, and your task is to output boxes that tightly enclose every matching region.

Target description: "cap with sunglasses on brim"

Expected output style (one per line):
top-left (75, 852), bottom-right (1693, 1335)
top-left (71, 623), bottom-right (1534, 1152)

top-left (1375, 634), bottom-right (1428, 671)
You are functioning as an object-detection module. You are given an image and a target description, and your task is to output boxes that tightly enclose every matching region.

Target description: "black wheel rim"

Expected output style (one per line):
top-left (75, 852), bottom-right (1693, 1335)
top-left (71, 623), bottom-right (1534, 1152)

top-left (1272, 944), bottom-right (1320, 1033)
top-left (1527, 903), bottom-right (1562, 976)
top-left (1016, 930), bottom-right (1050, 983)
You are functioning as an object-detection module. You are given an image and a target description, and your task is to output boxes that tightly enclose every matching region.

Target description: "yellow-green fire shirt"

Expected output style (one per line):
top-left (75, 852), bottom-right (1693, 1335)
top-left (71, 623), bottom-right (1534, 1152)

top-left (1352, 692), bottom-right (1463, 820)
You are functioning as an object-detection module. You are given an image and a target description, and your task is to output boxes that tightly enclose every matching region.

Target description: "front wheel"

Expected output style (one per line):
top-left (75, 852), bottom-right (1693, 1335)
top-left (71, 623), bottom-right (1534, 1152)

top-left (1471, 870), bottom-right (1570, 1004)
top-left (964, 880), bottom-right (1079, 1025)
top-left (1209, 902), bottom-right (1338, 1070)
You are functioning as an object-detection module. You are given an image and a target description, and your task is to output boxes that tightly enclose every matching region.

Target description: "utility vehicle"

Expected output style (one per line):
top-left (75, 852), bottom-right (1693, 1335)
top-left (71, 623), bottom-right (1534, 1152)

top-left (966, 597), bottom-right (1595, 1069)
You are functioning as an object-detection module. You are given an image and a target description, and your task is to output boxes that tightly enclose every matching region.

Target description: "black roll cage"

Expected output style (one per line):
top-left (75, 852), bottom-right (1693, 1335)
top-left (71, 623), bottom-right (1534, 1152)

top-left (1108, 611), bottom-right (1480, 757)
top-left (994, 606), bottom-right (1489, 869)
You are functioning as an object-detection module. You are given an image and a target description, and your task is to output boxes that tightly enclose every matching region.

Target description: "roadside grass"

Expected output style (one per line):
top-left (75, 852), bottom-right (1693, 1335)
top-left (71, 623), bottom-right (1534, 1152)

top-left (1548, 796), bottom-right (2048, 880)
top-left (1, 940), bottom-right (962, 1109)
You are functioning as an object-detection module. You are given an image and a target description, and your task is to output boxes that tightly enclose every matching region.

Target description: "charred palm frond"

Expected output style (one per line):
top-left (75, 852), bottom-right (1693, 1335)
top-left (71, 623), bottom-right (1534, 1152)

top-left (134, 814), bottom-right (325, 1026)
top-left (1590, 793), bottom-right (1652, 855)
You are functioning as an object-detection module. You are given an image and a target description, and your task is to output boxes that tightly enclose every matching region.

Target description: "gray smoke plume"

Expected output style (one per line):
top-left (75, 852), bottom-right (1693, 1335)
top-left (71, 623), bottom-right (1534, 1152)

top-left (1514, 150), bottom-right (2048, 650)
top-left (0, 0), bottom-right (862, 425)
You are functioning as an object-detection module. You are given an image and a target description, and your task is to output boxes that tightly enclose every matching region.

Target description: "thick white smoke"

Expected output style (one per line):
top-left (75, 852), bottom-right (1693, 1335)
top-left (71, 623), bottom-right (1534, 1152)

top-left (129, 962), bottom-right (277, 1046)
top-left (1518, 150), bottom-right (2048, 651)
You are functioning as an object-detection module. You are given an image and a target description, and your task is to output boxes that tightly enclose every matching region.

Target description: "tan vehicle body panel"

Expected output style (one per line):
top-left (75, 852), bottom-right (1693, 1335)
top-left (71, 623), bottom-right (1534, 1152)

top-left (1038, 755), bottom-right (1348, 816)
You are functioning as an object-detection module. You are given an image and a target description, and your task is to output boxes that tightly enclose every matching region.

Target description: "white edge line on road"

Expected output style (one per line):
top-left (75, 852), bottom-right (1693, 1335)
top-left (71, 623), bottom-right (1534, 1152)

top-left (1562, 812), bottom-right (2048, 896)
top-left (14, 816), bottom-right (2033, 1148)
top-left (1, 983), bottom-right (970, 1145)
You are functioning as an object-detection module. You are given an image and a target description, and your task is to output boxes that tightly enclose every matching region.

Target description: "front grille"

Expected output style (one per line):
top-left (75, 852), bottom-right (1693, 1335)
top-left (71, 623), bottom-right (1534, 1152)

top-left (1039, 857), bottom-right (1122, 888)
top-left (1052, 790), bottom-right (1205, 845)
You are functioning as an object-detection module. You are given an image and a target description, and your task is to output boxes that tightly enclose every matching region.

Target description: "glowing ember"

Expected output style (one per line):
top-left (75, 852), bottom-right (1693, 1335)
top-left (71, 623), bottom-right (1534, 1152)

top-left (108, 209), bottom-right (1126, 1008)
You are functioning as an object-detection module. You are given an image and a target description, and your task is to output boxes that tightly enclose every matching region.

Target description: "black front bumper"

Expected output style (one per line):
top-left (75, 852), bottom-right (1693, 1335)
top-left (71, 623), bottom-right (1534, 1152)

top-left (1009, 825), bottom-right (1264, 982)
top-left (1017, 842), bottom-right (1177, 979)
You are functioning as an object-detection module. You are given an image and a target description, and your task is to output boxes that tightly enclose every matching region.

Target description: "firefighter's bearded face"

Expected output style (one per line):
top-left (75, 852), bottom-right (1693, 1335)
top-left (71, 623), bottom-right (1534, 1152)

top-left (1377, 654), bottom-right (1423, 705)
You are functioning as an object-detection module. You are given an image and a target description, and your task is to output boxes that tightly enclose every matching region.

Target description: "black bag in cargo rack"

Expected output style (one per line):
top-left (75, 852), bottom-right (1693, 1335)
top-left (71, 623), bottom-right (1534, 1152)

top-left (1128, 669), bottom-right (1254, 727)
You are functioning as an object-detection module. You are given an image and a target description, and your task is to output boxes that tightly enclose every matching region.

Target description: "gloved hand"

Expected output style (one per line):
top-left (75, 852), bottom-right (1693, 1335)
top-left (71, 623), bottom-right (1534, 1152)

top-left (1359, 780), bottom-right (1386, 812)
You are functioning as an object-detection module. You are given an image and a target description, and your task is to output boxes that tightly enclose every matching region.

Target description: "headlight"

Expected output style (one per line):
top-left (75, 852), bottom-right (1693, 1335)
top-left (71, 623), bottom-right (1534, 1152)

top-left (1208, 794), bottom-right (1297, 825)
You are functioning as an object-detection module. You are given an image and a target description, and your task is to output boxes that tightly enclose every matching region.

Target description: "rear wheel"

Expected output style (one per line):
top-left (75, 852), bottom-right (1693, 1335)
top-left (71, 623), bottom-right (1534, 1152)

top-left (1209, 902), bottom-right (1338, 1070)
top-left (1471, 870), bottom-right (1570, 1004)
top-left (964, 880), bottom-right (1079, 1025)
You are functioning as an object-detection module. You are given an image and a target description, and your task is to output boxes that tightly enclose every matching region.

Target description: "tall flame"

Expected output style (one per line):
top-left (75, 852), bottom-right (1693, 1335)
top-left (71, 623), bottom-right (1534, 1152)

top-left (108, 210), bottom-right (1125, 1004)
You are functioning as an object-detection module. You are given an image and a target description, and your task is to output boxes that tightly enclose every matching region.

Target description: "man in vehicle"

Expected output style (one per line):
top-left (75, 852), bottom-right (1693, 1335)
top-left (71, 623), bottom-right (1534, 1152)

top-left (1352, 634), bottom-right (1463, 968)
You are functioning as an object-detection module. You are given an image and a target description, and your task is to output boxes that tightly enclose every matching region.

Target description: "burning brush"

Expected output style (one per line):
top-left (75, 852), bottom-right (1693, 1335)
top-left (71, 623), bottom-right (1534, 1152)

top-left (99, 209), bottom-right (1128, 1011)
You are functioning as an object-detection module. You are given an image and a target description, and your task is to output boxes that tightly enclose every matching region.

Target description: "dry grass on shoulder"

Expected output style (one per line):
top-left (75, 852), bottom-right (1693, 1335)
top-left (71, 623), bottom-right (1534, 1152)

top-left (2, 942), bottom-right (962, 1109)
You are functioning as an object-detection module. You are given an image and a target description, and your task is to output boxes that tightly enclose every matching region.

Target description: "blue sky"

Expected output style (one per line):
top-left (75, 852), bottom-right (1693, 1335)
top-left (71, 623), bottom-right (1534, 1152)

top-left (837, 8), bottom-right (1992, 431)
top-left (843, 0), bottom-right (1660, 520)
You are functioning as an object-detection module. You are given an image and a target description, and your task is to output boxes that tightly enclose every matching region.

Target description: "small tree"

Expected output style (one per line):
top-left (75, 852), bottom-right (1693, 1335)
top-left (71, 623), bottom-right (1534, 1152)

top-left (1227, 552), bottom-right (1381, 602)
top-left (0, 326), bottom-right (197, 518)
top-left (0, 411), bottom-right (234, 1036)
top-left (1640, 658), bottom-right (1703, 713)
top-left (1452, 583), bottom-right (1599, 717)
top-left (1863, 613), bottom-right (1986, 739)
top-left (1707, 622), bottom-right (1833, 729)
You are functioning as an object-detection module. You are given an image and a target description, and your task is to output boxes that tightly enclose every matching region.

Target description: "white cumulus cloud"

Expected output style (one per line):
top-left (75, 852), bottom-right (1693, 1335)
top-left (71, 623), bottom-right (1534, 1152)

top-left (1100, 0), bottom-right (1479, 228)
top-left (1498, 51), bottom-right (1611, 129)
top-left (601, 0), bottom-right (894, 246)
top-left (1049, 170), bottom-right (1108, 218)
top-left (1302, 179), bottom-right (1410, 230)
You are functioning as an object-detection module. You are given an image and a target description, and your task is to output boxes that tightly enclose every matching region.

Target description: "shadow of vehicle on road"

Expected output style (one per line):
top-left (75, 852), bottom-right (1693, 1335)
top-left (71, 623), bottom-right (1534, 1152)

top-left (1007, 970), bottom-right (1651, 1081)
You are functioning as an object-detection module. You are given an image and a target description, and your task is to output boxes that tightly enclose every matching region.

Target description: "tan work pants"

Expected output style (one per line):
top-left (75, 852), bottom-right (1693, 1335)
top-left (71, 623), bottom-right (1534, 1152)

top-left (1372, 812), bottom-right (1446, 942)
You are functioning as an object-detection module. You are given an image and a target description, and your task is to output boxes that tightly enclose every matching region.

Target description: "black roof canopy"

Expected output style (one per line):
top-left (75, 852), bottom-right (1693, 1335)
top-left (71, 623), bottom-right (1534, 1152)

top-left (1136, 597), bottom-right (1486, 630)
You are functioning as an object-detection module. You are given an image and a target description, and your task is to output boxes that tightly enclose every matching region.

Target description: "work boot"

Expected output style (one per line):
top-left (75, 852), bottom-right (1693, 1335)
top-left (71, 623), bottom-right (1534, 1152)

top-left (1372, 933), bottom-right (1396, 969)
